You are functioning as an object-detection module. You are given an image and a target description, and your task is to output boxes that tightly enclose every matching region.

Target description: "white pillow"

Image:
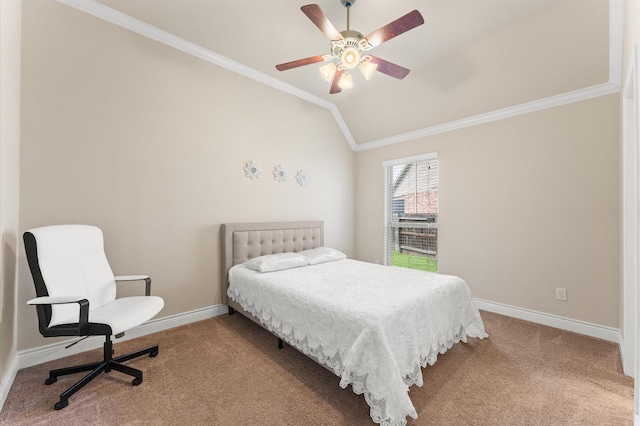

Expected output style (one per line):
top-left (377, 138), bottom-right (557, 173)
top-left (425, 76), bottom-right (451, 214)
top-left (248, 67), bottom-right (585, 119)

top-left (242, 252), bottom-right (309, 273)
top-left (299, 247), bottom-right (347, 265)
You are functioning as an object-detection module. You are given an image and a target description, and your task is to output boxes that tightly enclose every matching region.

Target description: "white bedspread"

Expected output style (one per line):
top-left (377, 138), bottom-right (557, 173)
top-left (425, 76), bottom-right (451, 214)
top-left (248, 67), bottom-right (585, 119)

top-left (227, 259), bottom-right (487, 425)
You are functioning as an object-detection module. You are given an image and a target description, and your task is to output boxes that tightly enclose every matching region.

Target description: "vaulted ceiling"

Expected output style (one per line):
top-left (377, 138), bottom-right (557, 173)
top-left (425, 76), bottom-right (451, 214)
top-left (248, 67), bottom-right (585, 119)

top-left (62, 0), bottom-right (616, 149)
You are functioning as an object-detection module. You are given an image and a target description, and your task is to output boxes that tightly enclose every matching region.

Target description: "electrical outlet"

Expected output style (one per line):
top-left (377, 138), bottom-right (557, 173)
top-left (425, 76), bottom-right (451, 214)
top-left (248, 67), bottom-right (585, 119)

top-left (555, 287), bottom-right (567, 301)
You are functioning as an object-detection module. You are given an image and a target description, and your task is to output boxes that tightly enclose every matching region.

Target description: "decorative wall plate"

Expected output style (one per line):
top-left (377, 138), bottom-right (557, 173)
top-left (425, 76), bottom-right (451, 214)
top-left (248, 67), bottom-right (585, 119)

top-left (274, 165), bottom-right (288, 183)
top-left (244, 161), bottom-right (261, 180)
top-left (296, 169), bottom-right (309, 186)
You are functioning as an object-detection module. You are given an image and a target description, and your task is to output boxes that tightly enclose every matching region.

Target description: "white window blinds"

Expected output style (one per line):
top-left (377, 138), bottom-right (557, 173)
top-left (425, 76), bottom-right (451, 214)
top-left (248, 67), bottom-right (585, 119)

top-left (383, 153), bottom-right (438, 272)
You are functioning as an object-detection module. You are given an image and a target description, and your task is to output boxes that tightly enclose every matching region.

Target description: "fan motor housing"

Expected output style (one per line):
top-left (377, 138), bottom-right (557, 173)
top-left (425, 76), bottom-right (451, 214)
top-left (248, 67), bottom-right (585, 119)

top-left (331, 30), bottom-right (371, 60)
top-left (340, 30), bottom-right (364, 41)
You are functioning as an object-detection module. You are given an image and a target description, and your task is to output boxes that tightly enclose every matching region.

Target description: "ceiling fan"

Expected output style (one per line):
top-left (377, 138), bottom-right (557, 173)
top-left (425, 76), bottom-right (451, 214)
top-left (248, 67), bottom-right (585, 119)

top-left (275, 0), bottom-right (424, 94)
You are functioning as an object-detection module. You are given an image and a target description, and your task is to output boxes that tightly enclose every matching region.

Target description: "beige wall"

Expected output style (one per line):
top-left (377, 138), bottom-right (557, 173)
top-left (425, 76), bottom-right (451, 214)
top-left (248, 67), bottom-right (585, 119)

top-left (8, 0), bottom-right (629, 352)
top-left (1, 0), bottom-right (22, 399)
top-left (355, 94), bottom-right (620, 327)
top-left (17, 0), bottom-right (355, 351)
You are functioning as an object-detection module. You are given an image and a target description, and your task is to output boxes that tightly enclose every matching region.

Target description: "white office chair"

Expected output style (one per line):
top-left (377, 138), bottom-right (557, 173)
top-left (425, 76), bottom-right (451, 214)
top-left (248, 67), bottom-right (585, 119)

top-left (23, 225), bottom-right (164, 410)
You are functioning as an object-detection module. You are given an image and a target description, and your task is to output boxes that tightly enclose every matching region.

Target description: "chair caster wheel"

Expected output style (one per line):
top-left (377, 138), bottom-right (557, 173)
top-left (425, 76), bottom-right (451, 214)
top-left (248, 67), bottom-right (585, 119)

top-left (45, 377), bottom-right (57, 385)
top-left (149, 350), bottom-right (158, 358)
top-left (132, 378), bottom-right (142, 386)
top-left (54, 399), bottom-right (68, 410)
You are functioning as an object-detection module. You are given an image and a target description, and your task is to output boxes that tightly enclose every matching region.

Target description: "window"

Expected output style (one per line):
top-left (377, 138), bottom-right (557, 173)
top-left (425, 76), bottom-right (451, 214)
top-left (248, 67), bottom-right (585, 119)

top-left (383, 153), bottom-right (438, 272)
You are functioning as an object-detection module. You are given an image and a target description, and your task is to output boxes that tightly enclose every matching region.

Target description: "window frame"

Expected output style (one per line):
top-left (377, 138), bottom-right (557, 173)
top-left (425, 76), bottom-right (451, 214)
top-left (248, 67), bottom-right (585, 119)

top-left (383, 152), bottom-right (439, 269)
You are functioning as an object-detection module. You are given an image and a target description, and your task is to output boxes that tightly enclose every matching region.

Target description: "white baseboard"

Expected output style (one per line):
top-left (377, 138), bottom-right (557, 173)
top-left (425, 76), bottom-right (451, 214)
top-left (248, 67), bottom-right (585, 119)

top-left (17, 303), bottom-right (228, 370)
top-left (0, 300), bottom-right (624, 414)
top-left (0, 353), bottom-right (18, 414)
top-left (0, 304), bottom-right (227, 413)
top-left (474, 298), bottom-right (620, 343)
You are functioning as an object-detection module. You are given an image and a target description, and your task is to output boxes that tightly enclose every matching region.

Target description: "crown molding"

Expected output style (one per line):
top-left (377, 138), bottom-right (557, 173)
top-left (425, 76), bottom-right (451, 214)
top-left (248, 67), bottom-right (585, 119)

top-left (56, 0), bottom-right (358, 151)
top-left (56, 1), bottom-right (326, 109)
top-left (58, 0), bottom-right (621, 153)
top-left (354, 81), bottom-right (620, 151)
top-left (356, 0), bottom-right (624, 151)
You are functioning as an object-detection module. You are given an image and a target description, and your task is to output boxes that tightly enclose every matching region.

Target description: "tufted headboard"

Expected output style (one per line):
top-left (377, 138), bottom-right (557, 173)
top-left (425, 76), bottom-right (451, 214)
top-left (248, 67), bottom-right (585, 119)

top-left (220, 221), bottom-right (324, 304)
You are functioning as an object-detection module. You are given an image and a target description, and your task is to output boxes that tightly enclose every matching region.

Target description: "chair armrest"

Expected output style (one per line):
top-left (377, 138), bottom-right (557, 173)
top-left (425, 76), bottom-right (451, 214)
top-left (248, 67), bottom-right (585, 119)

top-left (27, 296), bottom-right (85, 305)
top-left (26, 296), bottom-right (89, 335)
top-left (115, 275), bottom-right (152, 296)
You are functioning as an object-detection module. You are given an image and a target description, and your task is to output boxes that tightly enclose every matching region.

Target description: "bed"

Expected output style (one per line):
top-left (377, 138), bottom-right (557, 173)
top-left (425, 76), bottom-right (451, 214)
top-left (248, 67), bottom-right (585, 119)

top-left (221, 221), bottom-right (487, 426)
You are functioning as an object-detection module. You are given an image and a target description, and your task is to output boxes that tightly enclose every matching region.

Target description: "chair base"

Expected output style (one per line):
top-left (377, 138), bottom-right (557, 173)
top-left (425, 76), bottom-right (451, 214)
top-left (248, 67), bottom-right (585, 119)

top-left (46, 336), bottom-right (159, 410)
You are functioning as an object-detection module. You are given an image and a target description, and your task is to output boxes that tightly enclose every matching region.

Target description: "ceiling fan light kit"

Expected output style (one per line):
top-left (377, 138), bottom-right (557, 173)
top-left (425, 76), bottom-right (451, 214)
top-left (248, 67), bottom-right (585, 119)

top-left (320, 62), bottom-right (337, 81)
top-left (275, 0), bottom-right (424, 94)
top-left (359, 60), bottom-right (377, 80)
top-left (338, 71), bottom-right (353, 89)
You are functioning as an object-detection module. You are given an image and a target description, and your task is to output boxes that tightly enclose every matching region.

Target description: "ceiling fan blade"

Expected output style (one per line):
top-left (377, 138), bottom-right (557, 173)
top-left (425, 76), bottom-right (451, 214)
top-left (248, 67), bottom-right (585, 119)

top-left (365, 10), bottom-right (424, 48)
top-left (369, 56), bottom-right (410, 79)
top-left (301, 4), bottom-right (344, 41)
top-left (330, 69), bottom-right (344, 94)
top-left (276, 55), bottom-right (325, 71)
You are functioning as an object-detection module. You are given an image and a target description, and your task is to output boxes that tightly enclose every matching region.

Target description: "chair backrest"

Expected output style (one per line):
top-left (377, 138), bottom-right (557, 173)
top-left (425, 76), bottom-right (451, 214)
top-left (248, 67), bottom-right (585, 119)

top-left (24, 225), bottom-right (116, 328)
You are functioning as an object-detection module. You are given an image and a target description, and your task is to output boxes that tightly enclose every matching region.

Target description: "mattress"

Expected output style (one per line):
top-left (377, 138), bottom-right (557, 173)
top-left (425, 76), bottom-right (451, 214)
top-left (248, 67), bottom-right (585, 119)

top-left (228, 258), bottom-right (487, 425)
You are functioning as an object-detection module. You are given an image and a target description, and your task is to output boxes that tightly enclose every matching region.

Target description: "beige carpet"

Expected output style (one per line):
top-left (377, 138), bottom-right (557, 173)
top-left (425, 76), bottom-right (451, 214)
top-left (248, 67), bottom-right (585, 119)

top-left (0, 311), bottom-right (634, 425)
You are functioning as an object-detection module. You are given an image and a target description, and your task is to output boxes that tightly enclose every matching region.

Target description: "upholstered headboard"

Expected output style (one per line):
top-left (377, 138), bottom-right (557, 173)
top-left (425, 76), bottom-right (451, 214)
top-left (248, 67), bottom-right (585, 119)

top-left (220, 221), bottom-right (324, 304)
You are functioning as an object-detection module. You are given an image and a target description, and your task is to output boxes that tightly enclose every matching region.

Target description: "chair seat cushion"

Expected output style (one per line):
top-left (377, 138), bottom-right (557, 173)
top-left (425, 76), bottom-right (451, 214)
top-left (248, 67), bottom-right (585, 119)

top-left (50, 296), bottom-right (164, 336)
